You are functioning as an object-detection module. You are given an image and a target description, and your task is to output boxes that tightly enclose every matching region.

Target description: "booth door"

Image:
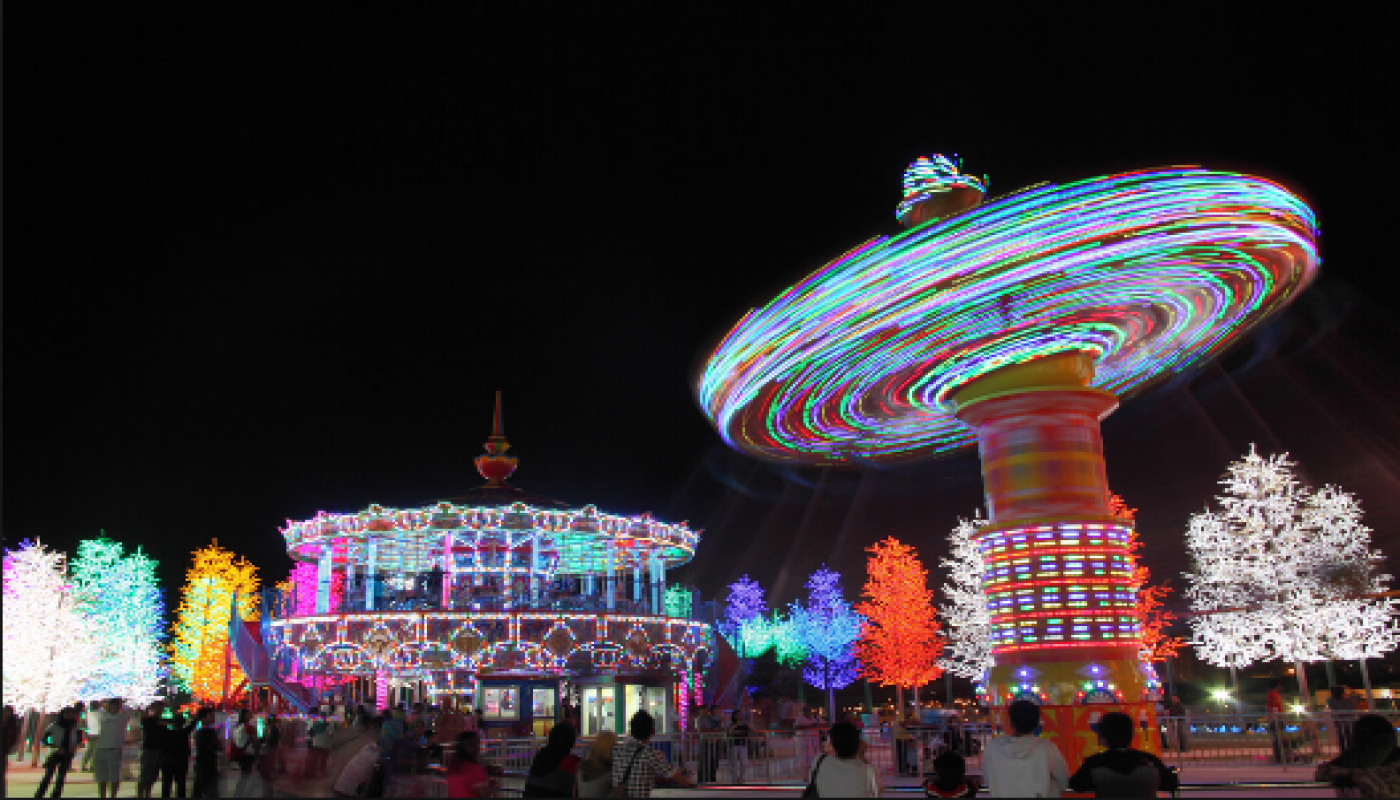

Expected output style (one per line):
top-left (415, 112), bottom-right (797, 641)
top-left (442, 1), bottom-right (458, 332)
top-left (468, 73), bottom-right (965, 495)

top-left (582, 686), bottom-right (616, 736)
top-left (531, 687), bottom-right (557, 738)
top-left (624, 685), bottom-right (670, 734)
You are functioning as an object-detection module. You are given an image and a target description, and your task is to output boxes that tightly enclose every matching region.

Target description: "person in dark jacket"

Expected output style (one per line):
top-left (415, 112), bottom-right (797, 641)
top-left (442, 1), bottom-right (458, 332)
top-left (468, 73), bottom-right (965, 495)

top-left (161, 710), bottom-right (198, 798)
top-left (36, 705), bottom-right (85, 798)
top-left (1315, 714), bottom-right (1400, 797)
top-left (924, 750), bottom-right (979, 798)
top-left (1068, 712), bottom-right (1178, 798)
top-left (191, 709), bottom-right (222, 798)
top-left (523, 722), bottom-right (580, 797)
top-left (137, 702), bottom-right (169, 798)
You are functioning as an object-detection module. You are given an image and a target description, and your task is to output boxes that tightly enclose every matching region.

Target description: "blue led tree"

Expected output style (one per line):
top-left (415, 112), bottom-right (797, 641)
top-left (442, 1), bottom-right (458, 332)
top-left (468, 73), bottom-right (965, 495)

top-left (790, 566), bottom-right (864, 721)
top-left (71, 536), bottom-right (167, 705)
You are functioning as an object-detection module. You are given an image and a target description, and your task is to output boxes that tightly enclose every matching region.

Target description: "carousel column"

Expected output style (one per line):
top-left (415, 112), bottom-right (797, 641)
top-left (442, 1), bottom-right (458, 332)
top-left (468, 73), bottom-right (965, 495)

top-left (606, 541), bottom-right (617, 611)
top-left (365, 538), bottom-right (378, 611)
top-left (633, 561), bottom-right (643, 604)
top-left (442, 533), bottom-right (454, 609)
top-left (950, 351), bottom-right (1153, 772)
top-left (650, 553), bottom-right (663, 614)
top-left (317, 546), bottom-right (333, 614)
top-left (375, 671), bottom-right (388, 711)
top-left (529, 536), bottom-right (540, 604)
top-left (344, 549), bottom-right (355, 611)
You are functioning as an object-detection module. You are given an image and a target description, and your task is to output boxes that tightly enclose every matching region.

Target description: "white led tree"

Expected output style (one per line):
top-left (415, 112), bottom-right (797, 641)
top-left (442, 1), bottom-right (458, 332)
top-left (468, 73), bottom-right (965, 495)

top-left (938, 513), bottom-right (994, 684)
top-left (1184, 445), bottom-right (1399, 709)
top-left (2, 540), bottom-right (97, 713)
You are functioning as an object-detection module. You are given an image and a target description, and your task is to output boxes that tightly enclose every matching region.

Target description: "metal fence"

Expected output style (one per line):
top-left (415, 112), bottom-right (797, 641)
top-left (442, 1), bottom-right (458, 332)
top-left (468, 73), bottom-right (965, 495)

top-left (1155, 710), bottom-right (1400, 769)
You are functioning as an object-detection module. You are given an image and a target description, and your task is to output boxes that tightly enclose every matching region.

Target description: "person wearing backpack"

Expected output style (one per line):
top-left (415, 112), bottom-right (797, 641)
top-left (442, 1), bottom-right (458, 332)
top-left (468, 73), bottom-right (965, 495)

top-left (610, 710), bottom-right (692, 798)
top-left (229, 710), bottom-right (260, 797)
top-left (36, 705), bottom-right (85, 798)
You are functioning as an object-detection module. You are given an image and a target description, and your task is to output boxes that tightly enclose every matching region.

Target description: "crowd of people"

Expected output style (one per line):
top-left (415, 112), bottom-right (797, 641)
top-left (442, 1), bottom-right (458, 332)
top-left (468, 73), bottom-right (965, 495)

top-left (3, 699), bottom-right (229, 799)
top-left (11, 690), bottom-right (1400, 798)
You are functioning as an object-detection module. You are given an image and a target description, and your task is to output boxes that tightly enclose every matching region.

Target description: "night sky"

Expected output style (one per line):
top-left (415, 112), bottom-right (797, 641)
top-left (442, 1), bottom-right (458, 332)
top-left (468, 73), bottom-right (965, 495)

top-left (8, 8), bottom-right (1399, 653)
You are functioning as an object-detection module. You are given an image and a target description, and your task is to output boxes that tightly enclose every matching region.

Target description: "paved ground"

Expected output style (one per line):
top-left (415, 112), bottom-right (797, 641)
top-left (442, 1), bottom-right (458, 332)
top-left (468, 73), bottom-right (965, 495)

top-left (6, 761), bottom-right (1342, 797)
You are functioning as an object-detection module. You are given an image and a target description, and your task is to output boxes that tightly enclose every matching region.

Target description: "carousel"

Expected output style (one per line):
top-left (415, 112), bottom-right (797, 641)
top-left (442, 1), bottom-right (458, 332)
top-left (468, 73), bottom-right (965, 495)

top-left (262, 394), bottom-right (716, 737)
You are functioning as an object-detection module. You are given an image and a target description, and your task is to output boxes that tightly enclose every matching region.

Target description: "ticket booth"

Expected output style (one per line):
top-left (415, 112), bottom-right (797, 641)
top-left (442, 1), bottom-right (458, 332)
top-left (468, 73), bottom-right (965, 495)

top-left (478, 679), bottom-right (561, 738)
top-left (574, 676), bottom-right (672, 736)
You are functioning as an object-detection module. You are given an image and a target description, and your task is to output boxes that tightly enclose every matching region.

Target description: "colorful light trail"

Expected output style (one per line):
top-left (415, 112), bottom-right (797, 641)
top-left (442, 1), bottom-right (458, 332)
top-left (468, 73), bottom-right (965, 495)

top-left (699, 167), bottom-right (1319, 465)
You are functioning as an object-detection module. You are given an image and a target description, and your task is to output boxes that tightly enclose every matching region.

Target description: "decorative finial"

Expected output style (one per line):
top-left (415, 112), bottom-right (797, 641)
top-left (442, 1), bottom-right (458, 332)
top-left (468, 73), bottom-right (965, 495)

top-left (475, 391), bottom-right (518, 486)
top-left (895, 154), bottom-right (987, 229)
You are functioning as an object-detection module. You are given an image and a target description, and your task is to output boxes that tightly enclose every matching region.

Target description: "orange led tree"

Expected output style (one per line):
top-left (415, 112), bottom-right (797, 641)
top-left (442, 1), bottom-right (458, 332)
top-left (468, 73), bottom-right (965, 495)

top-left (169, 541), bottom-right (260, 705)
top-left (855, 537), bottom-right (944, 713)
top-left (1110, 495), bottom-right (1184, 663)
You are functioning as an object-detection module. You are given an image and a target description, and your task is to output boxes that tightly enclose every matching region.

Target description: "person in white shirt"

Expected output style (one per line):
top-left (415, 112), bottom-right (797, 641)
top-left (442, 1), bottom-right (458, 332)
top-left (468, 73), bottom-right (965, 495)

top-left (90, 698), bottom-right (135, 800)
top-left (982, 700), bottom-right (1070, 798)
top-left (808, 721), bottom-right (881, 797)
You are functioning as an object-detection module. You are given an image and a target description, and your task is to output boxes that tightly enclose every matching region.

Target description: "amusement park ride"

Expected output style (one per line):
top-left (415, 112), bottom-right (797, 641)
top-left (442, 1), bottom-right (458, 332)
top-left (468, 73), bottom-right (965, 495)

top-left (237, 394), bottom-right (723, 737)
top-left (699, 154), bottom-right (1320, 769)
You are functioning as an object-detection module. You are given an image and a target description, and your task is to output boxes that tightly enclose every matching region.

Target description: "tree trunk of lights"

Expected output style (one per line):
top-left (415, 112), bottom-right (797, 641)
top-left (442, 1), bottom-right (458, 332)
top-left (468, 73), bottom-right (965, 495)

top-left (824, 662), bottom-right (835, 723)
top-left (1361, 658), bottom-right (1374, 707)
top-left (1165, 656), bottom-right (1176, 701)
top-left (1296, 660), bottom-right (1312, 712)
top-left (896, 685), bottom-right (904, 718)
top-left (31, 712), bottom-right (47, 766)
top-left (864, 679), bottom-right (874, 715)
top-left (1325, 660), bottom-right (1337, 689)
top-left (947, 672), bottom-right (954, 707)
top-left (1229, 665), bottom-right (1239, 709)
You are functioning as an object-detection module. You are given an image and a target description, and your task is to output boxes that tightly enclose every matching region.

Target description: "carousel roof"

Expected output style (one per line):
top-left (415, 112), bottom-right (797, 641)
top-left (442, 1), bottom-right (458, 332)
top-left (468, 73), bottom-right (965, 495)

top-left (279, 393), bottom-right (701, 574)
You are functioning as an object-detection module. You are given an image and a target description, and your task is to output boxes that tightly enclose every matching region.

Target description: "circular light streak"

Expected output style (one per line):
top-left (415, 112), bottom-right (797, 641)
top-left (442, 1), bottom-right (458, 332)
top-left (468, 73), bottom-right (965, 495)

top-left (699, 165), bottom-right (1320, 464)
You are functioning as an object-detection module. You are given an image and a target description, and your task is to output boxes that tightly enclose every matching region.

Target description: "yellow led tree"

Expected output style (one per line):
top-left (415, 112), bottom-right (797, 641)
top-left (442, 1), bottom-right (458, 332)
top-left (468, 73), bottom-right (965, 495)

top-left (168, 541), bottom-right (260, 704)
top-left (855, 537), bottom-right (944, 714)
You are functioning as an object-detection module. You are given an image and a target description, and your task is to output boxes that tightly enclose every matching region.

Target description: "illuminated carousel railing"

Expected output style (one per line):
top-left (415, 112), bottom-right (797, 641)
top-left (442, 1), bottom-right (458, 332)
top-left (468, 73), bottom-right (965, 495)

top-left (262, 580), bottom-right (716, 682)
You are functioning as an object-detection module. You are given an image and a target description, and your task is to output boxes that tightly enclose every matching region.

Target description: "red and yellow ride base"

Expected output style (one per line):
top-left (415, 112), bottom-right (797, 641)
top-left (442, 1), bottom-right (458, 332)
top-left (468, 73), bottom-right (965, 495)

top-left (952, 352), bottom-right (1159, 772)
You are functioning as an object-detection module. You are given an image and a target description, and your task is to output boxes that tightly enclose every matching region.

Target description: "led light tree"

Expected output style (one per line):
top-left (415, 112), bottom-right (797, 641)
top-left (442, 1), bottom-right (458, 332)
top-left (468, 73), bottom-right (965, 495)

top-left (1110, 497), bottom-right (1185, 665)
top-left (790, 567), bottom-right (864, 721)
top-left (856, 537), bottom-right (944, 715)
top-left (71, 537), bottom-right (167, 706)
top-left (2, 540), bottom-right (96, 713)
top-left (769, 610), bottom-right (807, 668)
top-left (939, 514), bottom-right (993, 685)
top-left (1184, 446), bottom-right (1399, 709)
top-left (723, 575), bottom-right (770, 658)
top-left (664, 585), bottom-right (694, 619)
top-left (169, 542), bottom-right (260, 705)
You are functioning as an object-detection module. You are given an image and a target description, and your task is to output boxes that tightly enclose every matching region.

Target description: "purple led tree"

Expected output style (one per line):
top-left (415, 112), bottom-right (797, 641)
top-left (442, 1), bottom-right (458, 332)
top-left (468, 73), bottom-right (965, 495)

top-left (790, 566), bottom-right (864, 722)
top-left (723, 575), bottom-right (769, 658)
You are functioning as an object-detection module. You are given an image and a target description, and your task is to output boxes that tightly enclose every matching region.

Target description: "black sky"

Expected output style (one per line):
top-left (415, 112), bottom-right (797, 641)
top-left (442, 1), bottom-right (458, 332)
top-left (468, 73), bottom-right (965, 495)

top-left (7, 8), bottom-right (1399, 628)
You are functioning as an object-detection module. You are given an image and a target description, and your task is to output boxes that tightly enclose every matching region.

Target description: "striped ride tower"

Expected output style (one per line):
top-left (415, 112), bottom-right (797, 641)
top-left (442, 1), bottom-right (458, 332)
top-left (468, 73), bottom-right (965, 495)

top-left (951, 351), bottom-right (1160, 771)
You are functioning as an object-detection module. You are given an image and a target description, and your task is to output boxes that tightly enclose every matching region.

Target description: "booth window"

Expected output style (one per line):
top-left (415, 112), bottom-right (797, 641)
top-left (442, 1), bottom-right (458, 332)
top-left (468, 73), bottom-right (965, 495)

top-left (533, 687), bottom-right (557, 719)
top-left (483, 686), bottom-right (520, 720)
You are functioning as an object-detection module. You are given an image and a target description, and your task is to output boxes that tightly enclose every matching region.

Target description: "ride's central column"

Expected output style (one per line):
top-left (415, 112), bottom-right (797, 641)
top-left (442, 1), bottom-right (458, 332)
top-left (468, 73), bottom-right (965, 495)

top-left (950, 351), bottom-right (1159, 770)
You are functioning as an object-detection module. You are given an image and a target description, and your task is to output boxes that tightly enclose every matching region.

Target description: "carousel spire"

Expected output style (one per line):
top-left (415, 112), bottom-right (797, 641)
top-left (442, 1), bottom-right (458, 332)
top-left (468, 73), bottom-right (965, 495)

top-left (475, 391), bottom-right (518, 486)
